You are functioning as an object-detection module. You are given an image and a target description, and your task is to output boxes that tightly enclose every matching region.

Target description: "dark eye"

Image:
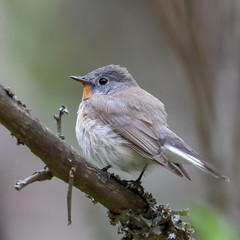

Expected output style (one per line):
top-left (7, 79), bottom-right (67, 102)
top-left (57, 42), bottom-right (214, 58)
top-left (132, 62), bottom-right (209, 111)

top-left (99, 78), bottom-right (108, 85)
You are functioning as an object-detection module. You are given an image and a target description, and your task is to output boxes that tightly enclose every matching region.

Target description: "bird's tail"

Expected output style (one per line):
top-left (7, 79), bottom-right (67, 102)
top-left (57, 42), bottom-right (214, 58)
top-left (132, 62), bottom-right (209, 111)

top-left (162, 144), bottom-right (229, 182)
top-left (159, 127), bottom-right (230, 182)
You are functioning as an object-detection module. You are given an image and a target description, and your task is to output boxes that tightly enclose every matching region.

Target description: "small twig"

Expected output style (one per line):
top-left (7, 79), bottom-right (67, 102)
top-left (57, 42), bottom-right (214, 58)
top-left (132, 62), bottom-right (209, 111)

top-left (67, 166), bottom-right (76, 226)
top-left (10, 132), bottom-right (24, 145)
top-left (54, 104), bottom-right (69, 139)
top-left (15, 167), bottom-right (53, 191)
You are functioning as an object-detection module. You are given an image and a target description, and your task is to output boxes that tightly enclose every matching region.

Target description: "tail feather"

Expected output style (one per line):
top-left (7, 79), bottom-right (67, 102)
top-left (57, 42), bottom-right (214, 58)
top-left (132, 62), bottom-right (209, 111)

top-left (153, 153), bottom-right (184, 178)
top-left (162, 144), bottom-right (230, 182)
top-left (175, 163), bottom-right (191, 181)
top-left (158, 127), bottom-right (229, 182)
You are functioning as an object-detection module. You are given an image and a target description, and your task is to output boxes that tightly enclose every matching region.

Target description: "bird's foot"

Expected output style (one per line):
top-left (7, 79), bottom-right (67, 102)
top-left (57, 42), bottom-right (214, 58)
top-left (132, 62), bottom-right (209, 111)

top-left (121, 165), bottom-right (147, 195)
top-left (123, 179), bottom-right (145, 196)
top-left (101, 165), bottom-right (112, 179)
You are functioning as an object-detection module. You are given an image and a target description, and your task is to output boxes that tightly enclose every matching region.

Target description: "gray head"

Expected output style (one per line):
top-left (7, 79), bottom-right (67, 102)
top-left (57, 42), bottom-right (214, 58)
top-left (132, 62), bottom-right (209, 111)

top-left (71, 65), bottom-right (138, 97)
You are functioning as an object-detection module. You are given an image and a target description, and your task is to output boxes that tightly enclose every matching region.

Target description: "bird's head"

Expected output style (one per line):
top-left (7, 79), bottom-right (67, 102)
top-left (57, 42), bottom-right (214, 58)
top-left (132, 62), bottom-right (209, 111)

top-left (71, 64), bottom-right (138, 100)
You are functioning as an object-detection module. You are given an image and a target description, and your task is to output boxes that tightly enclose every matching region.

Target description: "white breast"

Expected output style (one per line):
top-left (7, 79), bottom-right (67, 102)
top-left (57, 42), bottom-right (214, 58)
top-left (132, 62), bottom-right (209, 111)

top-left (75, 104), bottom-right (150, 174)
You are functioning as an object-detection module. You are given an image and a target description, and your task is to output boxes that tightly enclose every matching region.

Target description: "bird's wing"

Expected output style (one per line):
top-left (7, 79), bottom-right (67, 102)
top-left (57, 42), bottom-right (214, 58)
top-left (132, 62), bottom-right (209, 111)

top-left (159, 126), bottom-right (230, 181)
top-left (84, 90), bottom-right (183, 177)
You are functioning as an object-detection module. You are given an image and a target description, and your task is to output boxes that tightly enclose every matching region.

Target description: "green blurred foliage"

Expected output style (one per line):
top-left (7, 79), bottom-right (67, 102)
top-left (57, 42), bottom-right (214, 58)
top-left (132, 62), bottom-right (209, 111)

top-left (190, 204), bottom-right (239, 240)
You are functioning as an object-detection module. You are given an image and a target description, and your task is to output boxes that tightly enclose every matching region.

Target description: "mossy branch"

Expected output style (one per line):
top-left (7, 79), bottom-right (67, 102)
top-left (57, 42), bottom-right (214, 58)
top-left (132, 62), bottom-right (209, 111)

top-left (0, 84), bottom-right (193, 239)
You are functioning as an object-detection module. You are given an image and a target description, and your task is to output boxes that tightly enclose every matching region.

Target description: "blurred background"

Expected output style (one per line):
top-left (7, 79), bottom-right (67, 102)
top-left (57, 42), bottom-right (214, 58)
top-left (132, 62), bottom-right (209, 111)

top-left (0, 1), bottom-right (239, 239)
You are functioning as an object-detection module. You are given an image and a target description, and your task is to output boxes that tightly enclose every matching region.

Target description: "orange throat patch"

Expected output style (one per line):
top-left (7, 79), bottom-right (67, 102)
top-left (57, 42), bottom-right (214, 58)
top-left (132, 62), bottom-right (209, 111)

top-left (82, 83), bottom-right (92, 101)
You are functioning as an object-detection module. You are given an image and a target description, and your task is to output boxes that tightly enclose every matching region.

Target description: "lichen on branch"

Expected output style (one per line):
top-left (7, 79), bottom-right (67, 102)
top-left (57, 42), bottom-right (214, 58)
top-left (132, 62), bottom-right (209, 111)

top-left (0, 83), bottom-right (194, 239)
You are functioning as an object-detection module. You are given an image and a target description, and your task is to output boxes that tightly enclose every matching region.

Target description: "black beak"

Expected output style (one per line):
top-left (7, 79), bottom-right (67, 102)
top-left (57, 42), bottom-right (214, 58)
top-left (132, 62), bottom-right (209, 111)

top-left (70, 75), bottom-right (87, 83)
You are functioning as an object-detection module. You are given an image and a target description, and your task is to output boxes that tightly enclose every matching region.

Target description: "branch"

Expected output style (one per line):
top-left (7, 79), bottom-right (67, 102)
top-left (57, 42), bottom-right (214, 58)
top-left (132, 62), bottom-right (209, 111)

top-left (67, 167), bottom-right (76, 225)
top-left (54, 104), bottom-right (69, 139)
top-left (0, 84), bottom-right (193, 239)
top-left (0, 84), bottom-right (148, 213)
top-left (14, 167), bottom-right (53, 191)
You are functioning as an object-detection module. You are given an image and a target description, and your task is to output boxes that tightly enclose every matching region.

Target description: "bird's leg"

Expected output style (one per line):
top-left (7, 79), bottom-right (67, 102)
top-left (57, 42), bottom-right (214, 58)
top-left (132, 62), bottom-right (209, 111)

top-left (101, 164), bottom-right (112, 172)
top-left (101, 164), bottom-right (112, 179)
top-left (135, 164), bottom-right (148, 184)
top-left (126, 164), bottom-right (148, 195)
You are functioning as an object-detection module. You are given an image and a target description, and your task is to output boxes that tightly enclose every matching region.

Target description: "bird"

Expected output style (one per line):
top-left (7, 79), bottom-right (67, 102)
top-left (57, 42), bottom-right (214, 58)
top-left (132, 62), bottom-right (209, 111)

top-left (71, 64), bottom-right (229, 182)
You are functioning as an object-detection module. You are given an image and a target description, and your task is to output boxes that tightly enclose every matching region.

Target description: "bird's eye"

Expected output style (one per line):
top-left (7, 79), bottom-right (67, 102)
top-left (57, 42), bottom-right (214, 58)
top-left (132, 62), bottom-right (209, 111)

top-left (99, 78), bottom-right (108, 85)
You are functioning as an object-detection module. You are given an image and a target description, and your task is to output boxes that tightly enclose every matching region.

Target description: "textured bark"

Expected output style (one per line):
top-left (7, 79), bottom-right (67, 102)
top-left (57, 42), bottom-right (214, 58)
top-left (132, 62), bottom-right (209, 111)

top-left (0, 84), bottom-right (194, 239)
top-left (0, 84), bottom-right (148, 214)
top-left (0, 85), bottom-right (195, 240)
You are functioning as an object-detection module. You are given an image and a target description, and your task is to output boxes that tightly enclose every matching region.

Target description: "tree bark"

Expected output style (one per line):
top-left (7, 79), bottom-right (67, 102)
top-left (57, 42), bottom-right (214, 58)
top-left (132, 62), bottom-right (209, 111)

top-left (0, 84), bottom-right (194, 239)
top-left (0, 84), bottom-right (148, 214)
